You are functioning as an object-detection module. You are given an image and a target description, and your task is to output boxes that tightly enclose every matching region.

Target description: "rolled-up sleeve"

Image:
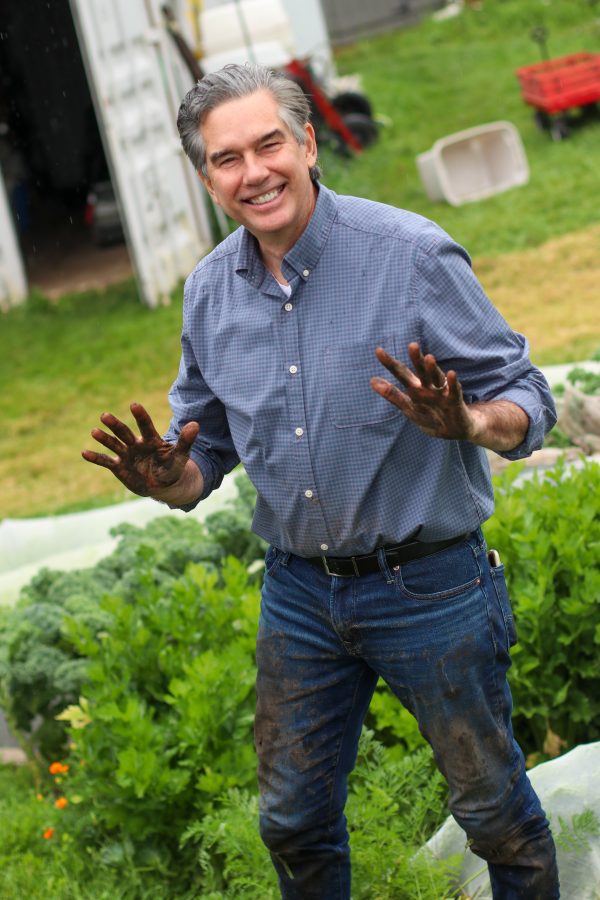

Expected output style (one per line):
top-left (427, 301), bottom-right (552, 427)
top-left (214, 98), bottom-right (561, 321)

top-left (415, 237), bottom-right (557, 460)
top-left (164, 280), bottom-right (240, 509)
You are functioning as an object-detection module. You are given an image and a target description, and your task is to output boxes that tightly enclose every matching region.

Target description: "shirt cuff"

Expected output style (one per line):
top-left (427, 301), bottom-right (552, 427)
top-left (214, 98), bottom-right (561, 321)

top-left (492, 390), bottom-right (554, 461)
top-left (166, 448), bottom-right (223, 512)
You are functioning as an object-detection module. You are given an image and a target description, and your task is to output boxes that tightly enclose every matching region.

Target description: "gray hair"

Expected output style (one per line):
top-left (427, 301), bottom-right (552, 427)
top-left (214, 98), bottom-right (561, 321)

top-left (177, 63), bottom-right (321, 182)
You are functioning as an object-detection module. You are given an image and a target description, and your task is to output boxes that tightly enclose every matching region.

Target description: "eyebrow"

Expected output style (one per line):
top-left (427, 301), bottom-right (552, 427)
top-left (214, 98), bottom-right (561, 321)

top-left (208, 128), bottom-right (287, 165)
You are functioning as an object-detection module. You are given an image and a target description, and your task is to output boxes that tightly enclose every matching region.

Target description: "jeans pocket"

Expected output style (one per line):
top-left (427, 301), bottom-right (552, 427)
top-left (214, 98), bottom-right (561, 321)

top-left (264, 545), bottom-right (282, 577)
top-left (395, 540), bottom-right (481, 601)
top-left (490, 562), bottom-right (517, 649)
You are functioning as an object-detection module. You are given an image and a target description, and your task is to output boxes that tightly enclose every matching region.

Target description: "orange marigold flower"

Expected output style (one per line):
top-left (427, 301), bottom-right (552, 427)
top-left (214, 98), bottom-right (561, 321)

top-left (54, 797), bottom-right (68, 809)
top-left (49, 762), bottom-right (69, 775)
top-left (43, 828), bottom-right (55, 839)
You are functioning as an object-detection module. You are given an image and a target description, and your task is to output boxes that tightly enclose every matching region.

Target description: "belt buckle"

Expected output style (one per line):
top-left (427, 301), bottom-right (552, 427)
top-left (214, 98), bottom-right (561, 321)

top-left (321, 556), bottom-right (360, 577)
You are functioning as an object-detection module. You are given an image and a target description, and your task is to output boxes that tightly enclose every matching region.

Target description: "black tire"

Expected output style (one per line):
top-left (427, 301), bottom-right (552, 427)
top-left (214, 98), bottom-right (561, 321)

top-left (550, 116), bottom-right (570, 141)
top-left (534, 109), bottom-right (550, 132)
top-left (332, 91), bottom-right (373, 119)
top-left (340, 112), bottom-right (379, 149)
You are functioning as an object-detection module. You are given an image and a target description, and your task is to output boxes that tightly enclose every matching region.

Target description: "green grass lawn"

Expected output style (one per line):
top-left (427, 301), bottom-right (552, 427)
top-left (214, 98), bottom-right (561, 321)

top-left (323, 0), bottom-right (600, 255)
top-left (0, 282), bottom-right (185, 518)
top-left (2, 0), bottom-right (600, 519)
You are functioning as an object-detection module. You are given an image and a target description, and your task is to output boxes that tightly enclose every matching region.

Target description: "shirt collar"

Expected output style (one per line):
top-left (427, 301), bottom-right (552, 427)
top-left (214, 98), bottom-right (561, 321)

top-left (235, 183), bottom-right (337, 289)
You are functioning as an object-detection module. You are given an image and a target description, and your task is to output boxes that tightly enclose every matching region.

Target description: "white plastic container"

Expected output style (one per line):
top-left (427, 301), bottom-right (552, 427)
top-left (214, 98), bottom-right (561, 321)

top-left (200, 0), bottom-right (296, 66)
top-left (416, 121), bottom-right (529, 206)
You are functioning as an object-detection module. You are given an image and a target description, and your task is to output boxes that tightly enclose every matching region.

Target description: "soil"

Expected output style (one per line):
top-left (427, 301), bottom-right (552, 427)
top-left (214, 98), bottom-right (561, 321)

top-left (22, 219), bottom-right (132, 300)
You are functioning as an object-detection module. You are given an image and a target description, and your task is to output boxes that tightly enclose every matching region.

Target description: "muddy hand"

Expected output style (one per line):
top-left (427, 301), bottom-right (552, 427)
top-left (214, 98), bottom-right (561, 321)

top-left (82, 402), bottom-right (200, 496)
top-left (370, 342), bottom-right (474, 441)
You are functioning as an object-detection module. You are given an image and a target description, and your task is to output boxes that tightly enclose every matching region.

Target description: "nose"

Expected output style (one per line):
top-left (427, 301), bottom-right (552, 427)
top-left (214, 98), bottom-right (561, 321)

top-left (242, 153), bottom-right (269, 184)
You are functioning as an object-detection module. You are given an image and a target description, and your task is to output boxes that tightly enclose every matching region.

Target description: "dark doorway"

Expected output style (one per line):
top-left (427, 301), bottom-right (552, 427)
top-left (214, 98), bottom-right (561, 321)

top-left (0, 0), bottom-right (131, 298)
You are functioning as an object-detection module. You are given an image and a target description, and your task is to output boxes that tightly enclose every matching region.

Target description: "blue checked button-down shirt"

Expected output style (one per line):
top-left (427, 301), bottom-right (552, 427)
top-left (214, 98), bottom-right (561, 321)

top-left (165, 184), bottom-right (556, 558)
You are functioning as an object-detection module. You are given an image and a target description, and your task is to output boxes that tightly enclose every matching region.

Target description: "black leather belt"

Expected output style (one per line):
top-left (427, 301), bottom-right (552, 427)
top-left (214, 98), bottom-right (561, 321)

top-left (308, 534), bottom-right (467, 577)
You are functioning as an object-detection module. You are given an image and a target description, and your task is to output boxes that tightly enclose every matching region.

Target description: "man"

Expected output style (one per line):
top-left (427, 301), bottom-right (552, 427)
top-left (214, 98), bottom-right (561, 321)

top-left (83, 64), bottom-right (559, 899)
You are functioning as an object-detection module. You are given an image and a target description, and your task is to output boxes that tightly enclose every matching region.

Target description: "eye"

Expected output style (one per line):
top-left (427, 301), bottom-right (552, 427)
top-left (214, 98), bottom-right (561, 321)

top-left (218, 156), bottom-right (237, 168)
top-left (261, 141), bottom-right (282, 153)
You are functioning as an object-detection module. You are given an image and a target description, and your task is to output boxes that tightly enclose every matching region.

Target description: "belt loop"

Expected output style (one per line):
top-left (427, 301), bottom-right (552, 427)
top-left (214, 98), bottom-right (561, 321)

top-left (280, 551), bottom-right (290, 567)
top-left (376, 547), bottom-right (395, 584)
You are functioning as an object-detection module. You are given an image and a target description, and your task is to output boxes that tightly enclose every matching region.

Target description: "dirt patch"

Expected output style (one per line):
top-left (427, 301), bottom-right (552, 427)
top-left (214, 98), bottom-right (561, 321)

top-left (25, 222), bottom-right (132, 300)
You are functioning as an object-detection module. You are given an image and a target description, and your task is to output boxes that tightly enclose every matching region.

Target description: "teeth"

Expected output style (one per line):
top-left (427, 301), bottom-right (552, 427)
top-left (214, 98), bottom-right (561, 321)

top-left (248, 188), bottom-right (280, 205)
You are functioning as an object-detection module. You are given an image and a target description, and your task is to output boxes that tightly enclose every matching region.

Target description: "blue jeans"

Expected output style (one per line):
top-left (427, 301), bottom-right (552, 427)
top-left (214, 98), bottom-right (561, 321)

top-left (255, 529), bottom-right (559, 899)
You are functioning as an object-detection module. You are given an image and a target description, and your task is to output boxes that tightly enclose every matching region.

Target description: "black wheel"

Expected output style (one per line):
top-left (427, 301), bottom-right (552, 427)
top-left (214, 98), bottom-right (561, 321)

top-left (340, 112), bottom-right (379, 149)
top-left (534, 109), bottom-right (550, 132)
top-left (550, 116), bottom-right (570, 141)
top-left (331, 91), bottom-right (373, 119)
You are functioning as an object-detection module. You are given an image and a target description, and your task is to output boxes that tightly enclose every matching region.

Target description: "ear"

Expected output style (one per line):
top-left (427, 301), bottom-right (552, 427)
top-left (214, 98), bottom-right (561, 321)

top-left (303, 123), bottom-right (318, 168)
top-left (199, 170), bottom-right (219, 204)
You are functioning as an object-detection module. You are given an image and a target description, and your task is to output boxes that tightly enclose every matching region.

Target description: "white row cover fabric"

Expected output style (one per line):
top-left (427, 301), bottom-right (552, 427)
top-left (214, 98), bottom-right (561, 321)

top-left (0, 471), bottom-right (238, 607)
top-left (427, 742), bottom-right (600, 899)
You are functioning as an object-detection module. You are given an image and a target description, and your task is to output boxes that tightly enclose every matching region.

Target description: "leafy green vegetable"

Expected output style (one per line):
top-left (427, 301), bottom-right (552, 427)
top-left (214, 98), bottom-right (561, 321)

top-left (484, 459), bottom-right (600, 759)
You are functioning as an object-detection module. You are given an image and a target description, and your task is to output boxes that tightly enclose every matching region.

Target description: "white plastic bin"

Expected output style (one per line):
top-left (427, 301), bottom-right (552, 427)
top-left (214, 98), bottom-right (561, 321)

top-left (200, 0), bottom-right (295, 61)
top-left (416, 121), bottom-right (529, 206)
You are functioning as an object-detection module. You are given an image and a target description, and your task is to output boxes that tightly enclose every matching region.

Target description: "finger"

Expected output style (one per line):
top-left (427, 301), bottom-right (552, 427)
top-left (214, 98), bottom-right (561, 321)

top-left (90, 428), bottom-right (126, 455)
top-left (408, 343), bottom-right (441, 388)
top-left (446, 370), bottom-right (463, 400)
top-left (99, 412), bottom-right (137, 445)
top-left (81, 449), bottom-right (120, 470)
top-left (375, 347), bottom-right (420, 390)
top-left (424, 355), bottom-right (448, 390)
top-left (174, 421), bottom-right (201, 455)
top-left (407, 342), bottom-right (428, 383)
top-left (408, 343), bottom-right (447, 391)
top-left (370, 377), bottom-right (414, 413)
top-left (130, 403), bottom-right (163, 443)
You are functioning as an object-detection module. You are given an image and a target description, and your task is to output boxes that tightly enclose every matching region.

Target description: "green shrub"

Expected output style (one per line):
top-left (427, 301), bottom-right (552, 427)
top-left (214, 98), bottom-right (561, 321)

top-left (52, 556), bottom-right (259, 894)
top-left (0, 474), bottom-right (266, 765)
top-left (566, 367), bottom-right (600, 395)
top-left (345, 732), bottom-right (458, 899)
top-left (0, 736), bottom-right (452, 899)
top-left (0, 763), bottom-right (146, 900)
top-left (364, 689), bottom-right (427, 756)
top-left (484, 459), bottom-right (600, 760)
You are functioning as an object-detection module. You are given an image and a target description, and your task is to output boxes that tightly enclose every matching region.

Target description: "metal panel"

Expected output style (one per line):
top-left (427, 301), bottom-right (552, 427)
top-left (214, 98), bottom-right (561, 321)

top-left (321, 0), bottom-right (443, 46)
top-left (68, 0), bottom-right (214, 307)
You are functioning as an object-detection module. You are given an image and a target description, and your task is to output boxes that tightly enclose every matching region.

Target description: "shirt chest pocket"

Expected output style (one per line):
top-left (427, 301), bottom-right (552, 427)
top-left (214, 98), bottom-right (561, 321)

top-left (324, 341), bottom-right (404, 428)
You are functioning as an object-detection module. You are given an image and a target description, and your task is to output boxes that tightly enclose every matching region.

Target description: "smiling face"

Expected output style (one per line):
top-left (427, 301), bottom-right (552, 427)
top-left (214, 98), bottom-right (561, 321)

top-left (199, 89), bottom-right (318, 256)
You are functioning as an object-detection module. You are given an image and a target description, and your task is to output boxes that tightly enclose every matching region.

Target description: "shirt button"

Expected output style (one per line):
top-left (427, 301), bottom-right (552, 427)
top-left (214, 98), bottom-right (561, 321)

top-left (295, 427), bottom-right (304, 437)
top-left (320, 543), bottom-right (329, 551)
top-left (289, 365), bottom-right (298, 374)
top-left (284, 302), bottom-right (293, 312)
top-left (302, 268), bottom-right (310, 277)
top-left (304, 489), bottom-right (313, 498)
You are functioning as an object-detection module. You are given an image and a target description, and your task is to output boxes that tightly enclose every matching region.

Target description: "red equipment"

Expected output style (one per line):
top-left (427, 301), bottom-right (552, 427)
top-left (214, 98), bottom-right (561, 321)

top-left (284, 59), bottom-right (378, 155)
top-left (516, 52), bottom-right (600, 140)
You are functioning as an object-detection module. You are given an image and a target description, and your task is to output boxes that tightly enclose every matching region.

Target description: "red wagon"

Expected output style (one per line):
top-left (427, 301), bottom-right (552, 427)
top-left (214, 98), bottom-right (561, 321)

top-left (516, 51), bottom-right (600, 139)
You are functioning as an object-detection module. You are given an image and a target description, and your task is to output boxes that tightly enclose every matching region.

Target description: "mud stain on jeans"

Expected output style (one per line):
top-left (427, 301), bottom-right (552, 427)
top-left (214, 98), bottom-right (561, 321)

top-left (254, 630), bottom-right (288, 760)
top-left (255, 628), bottom-right (346, 802)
